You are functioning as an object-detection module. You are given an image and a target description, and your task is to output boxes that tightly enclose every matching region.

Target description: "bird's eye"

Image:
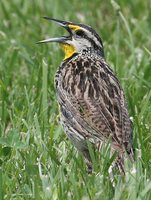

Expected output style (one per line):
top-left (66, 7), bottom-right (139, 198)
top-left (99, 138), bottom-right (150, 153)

top-left (75, 30), bottom-right (84, 37)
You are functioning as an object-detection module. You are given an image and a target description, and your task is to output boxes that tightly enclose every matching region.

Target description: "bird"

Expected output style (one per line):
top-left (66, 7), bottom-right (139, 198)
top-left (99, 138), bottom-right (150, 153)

top-left (37, 17), bottom-right (134, 175)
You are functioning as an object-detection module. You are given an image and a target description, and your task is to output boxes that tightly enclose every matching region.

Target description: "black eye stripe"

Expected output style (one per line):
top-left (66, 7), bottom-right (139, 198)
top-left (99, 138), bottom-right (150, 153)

top-left (81, 34), bottom-right (102, 51)
top-left (75, 30), bottom-right (85, 37)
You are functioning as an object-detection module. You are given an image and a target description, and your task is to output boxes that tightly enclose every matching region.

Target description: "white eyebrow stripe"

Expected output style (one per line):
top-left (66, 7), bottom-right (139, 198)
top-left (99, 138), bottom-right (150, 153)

top-left (84, 29), bottom-right (103, 48)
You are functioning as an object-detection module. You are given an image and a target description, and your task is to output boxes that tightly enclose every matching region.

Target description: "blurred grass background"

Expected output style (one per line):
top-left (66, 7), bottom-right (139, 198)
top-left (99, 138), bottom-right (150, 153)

top-left (0, 0), bottom-right (151, 199)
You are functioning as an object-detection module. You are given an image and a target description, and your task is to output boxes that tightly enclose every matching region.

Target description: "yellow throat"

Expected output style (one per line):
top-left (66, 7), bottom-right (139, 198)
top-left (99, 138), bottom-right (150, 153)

top-left (59, 25), bottom-right (81, 60)
top-left (60, 43), bottom-right (76, 60)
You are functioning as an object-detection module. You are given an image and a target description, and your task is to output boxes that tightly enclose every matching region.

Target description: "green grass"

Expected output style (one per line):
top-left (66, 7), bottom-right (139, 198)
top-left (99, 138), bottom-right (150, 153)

top-left (0, 0), bottom-right (151, 199)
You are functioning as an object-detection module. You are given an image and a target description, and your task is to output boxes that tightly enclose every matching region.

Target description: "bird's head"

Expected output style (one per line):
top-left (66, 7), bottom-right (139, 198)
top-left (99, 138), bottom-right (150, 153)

top-left (37, 17), bottom-right (104, 60)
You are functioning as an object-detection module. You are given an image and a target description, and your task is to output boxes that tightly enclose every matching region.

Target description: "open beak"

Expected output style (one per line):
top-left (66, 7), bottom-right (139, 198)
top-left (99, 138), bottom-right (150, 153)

top-left (37, 17), bottom-right (71, 44)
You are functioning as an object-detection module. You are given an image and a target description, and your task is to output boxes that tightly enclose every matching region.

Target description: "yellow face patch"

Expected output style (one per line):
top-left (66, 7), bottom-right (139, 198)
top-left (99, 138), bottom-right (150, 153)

top-left (68, 24), bottom-right (81, 31)
top-left (60, 43), bottom-right (76, 60)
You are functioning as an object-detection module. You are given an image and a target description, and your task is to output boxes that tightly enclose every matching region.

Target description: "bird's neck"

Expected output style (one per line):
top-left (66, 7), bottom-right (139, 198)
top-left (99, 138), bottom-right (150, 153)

top-left (80, 47), bottom-right (104, 57)
top-left (62, 47), bottom-right (104, 63)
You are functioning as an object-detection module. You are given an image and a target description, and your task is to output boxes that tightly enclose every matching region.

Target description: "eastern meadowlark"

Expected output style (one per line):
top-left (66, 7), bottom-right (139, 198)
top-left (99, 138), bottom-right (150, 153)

top-left (38, 17), bottom-right (134, 174)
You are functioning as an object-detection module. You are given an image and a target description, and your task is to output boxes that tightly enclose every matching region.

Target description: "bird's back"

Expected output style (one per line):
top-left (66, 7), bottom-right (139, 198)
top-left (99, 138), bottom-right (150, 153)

top-left (55, 51), bottom-right (134, 172)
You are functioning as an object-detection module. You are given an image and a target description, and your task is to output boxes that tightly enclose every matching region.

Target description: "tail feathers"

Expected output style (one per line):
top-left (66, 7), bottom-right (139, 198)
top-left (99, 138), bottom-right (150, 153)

top-left (116, 147), bottom-right (134, 175)
top-left (116, 154), bottom-right (125, 175)
top-left (127, 147), bottom-right (135, 162)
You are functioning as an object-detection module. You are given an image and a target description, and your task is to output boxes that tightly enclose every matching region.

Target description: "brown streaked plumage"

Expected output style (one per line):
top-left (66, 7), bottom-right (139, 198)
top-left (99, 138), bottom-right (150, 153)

top-left (38, 18), bottom-right (134, 174)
